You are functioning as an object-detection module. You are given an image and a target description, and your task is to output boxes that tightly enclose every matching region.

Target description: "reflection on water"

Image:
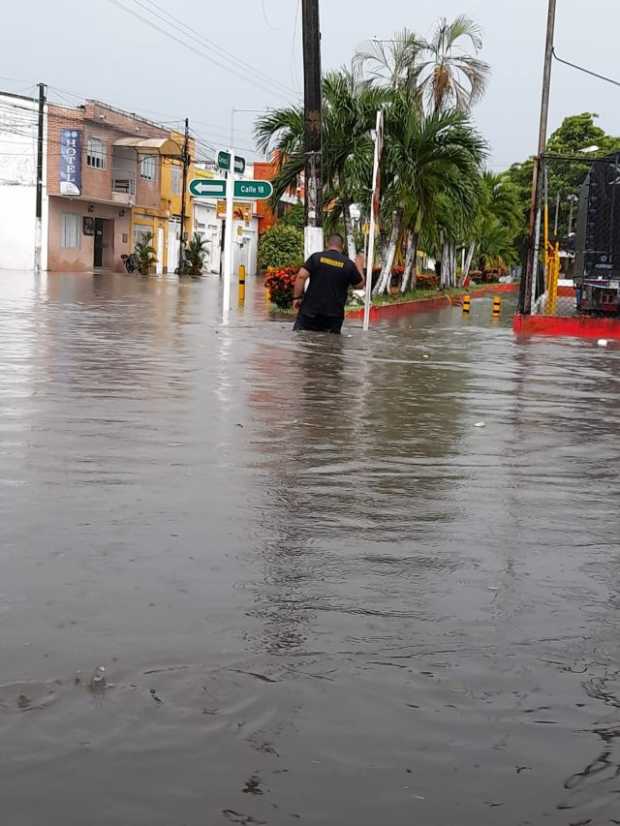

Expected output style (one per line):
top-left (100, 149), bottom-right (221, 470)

top-left (1, 271), bottom-right (620, 825)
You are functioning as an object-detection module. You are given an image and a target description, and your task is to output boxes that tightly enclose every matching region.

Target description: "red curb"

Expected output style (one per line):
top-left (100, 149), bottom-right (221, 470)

top-left (346, 295), bottom-right (451, 319)
top-left (513, 312), bottom-right (620, 339)
top-left (346, 283), bottom-right (518, 320)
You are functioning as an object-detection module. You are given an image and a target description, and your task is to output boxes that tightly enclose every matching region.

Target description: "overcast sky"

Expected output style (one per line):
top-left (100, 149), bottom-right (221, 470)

top-left (2, 0), bottom-right (620, 167)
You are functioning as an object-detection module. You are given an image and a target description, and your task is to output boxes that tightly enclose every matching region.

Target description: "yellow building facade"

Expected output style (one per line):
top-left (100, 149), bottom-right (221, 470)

top-left (130, 130), bottom-right (195, 274)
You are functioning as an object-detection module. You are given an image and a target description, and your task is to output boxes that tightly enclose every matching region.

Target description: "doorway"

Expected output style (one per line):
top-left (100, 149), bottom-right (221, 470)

top-left (94, 218), bottom-right (105, 269)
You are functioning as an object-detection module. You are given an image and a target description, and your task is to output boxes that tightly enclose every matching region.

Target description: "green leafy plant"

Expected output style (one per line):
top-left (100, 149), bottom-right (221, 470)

top-left (182, 233), bottom-right (208, 276)
top-left (258, 224), bottom-right (304, 271)
top-left (279, 203), bottom-right (305, 230)
top-left (134, 232), bottom-right (157, 276)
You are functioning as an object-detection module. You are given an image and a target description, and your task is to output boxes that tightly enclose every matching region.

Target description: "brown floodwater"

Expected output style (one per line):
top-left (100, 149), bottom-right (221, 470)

top-left (1, 271), bottom-right (620, 825)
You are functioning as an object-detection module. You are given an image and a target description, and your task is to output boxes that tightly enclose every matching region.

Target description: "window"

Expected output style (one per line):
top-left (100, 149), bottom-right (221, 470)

top-left (171, 164), bottom-right (182, 194)
top-left (86, 137), bottom-right (106, 169)
top-left (140, 155), bottom-right (156, 181)
top-left (61, 213), bottom-right (81, 248)
top-left (133, 225), bottom-right (152, 245)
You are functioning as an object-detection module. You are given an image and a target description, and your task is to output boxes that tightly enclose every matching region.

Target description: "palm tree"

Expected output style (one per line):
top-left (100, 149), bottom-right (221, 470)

top-left (255, 71), bottom-right (386, 257)
top-left (373, 96), bottom-right (486, 295)
top-left (182, 233), bottom-right (208, 276)
top-left (134, 232), bottom-right (157, 276)
top-left (464, 171), bottom-right (521, 277)
top-left (416, 16), bottom-right (490, 113)
top-left (352, 29), bottom-right (424, 99)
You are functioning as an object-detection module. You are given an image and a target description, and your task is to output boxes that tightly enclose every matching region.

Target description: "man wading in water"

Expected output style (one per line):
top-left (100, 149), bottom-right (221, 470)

top-left (292, 234), bottom-right (365, 334)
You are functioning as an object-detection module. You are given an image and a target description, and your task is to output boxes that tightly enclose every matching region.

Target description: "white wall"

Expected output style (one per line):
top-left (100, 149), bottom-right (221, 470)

top-left (232, 217), bottom-right (258, 276)
top-left (193, 201), bottom-right (221, 274)
top-left (0, 92), bottom-right (47, 271)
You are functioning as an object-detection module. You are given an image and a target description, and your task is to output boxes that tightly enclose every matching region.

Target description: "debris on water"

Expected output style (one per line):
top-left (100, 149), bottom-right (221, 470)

top-left (149, 688), bottom-right (163, 703)
top-left (474, 421), bottom-right (486, 428)
top-left (597, 339), bottom-right (608, 347)
top-left (89, 666), bottom-right (106, 691)
top-left (516, 765), bottom-right (531, 774)
top-left (222, 810), bottom-right (267, 825)
top-left (423, 354), bottom-right (430, 359)
top-left (17, 693), bottom-right (31, 709)
top-left (242, 775), bottom-right (263, 796)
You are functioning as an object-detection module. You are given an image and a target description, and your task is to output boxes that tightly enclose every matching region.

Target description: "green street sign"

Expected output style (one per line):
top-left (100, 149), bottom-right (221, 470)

top-left (189, 178), bottom-right (226, 198)
top-left (234, 180), bottom-right (273, 200)
top-left (217, 151), bottom-right (246, 174)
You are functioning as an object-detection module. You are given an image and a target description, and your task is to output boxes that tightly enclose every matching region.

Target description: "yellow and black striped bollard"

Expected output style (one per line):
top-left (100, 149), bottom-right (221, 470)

top-left (462, 294), bottom-right (471, 314)
top-left (492, 295), bottom-right (502, 319)
top-left (238, 264), bottom-right (246, 305)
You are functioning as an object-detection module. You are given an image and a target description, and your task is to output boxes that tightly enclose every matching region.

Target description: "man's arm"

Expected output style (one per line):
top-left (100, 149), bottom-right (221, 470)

top-left (352, 253), bottom-right (365, 288)
top-left (292, 267), bottom-right (310, 311)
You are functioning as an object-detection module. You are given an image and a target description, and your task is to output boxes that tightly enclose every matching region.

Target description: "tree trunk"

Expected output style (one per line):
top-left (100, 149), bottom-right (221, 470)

top-left (400, 230), bottom-right (418, 293)
top-left (343, 201), bottom-right (357, 259)
top-left (373, 209), bottom-right (402, 295)
top-left (464, 241), bottom-right (475, 279)
top-left (450, 242), bottom-right (457, 287)
top-left (440, 239), bottom-right (450, 288)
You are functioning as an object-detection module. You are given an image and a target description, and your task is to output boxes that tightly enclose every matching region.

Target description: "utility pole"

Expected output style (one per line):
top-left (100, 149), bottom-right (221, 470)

top-left (178, 117), bottom-right (190, 275)
top-left (519, 0), bottom-right (557, 314)
top-left (302, 0), bottom-right (323, 258)
top-left (34, 82), bottom-right (46, 275)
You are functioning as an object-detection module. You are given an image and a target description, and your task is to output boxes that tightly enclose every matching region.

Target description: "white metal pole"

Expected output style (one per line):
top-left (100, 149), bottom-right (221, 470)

top-left (363, 112), bottom-right (382, 332)
top-left (223, 147), bottom-right (235, 318)
top-left (363, 211), bottom-right (376, 331)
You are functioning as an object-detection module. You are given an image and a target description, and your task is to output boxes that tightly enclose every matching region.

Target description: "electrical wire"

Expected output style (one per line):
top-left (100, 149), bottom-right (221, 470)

top-left (106, 0), bottom-right (297, 102)
top-left (289, 0), bottom-right (302, 94)
top-left (552, 47), bottom-right (620, 90)
top-left (261, 0), bottom-right (281, 32)
top-left (138, 0), bottom-right (293, 94)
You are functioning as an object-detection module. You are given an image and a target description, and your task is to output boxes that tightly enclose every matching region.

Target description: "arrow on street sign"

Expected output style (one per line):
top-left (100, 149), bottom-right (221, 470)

top-left (233, 180), bottom-right (273, 200)
top-left (217, 151), bottom-right (246, 174)
top-left (189, 179), bottom-right (227, 198)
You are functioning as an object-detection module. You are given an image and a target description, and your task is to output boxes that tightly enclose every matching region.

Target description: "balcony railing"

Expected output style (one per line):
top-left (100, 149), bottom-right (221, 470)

top-left (113, 178), bottom-right (136, 194)
top-left (112, 178), bottom-right (136, 206)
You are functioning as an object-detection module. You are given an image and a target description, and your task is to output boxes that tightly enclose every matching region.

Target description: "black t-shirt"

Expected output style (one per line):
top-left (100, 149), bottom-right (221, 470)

top-left (300, 250), bottom-right (361, 318)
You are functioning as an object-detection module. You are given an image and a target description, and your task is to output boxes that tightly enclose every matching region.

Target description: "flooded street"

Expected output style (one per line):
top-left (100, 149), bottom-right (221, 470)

top-left (1, 271), bottom-right (620, 825)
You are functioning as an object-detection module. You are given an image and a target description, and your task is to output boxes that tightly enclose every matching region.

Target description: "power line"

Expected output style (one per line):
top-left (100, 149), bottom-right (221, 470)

top-left (261, 0), bottom-right (281, 32)
top-left (553, 47), bottom-right (620, 89)
top-left (106, 0), bottom-right (297, 102)
top-left (138, 0), bottom-right (293, 94)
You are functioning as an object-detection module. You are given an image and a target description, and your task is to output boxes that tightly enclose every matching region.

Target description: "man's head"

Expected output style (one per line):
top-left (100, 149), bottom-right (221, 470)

top-left (326, 233), bottom-right (345, 252)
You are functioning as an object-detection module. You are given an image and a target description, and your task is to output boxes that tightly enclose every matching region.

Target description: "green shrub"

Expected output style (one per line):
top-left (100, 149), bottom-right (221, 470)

top-left (258, 223), bottom-right (304, 271)
top-left (134, 232), bottom-right (157, 275)
top-left (279, 203), bottom-right (305, 231)
top-left (182, 233), bottom-right (207, 276)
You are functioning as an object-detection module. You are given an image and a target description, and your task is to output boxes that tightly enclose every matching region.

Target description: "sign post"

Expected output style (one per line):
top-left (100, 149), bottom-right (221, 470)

top-left (222, 147), bottom-right (235, 319)
top-left (363, 110), bottom-right (384, 332)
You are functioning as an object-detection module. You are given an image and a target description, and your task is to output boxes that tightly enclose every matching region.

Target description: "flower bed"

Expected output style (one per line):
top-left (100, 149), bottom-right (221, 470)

top-left (264, 267), bottom-right (297, 309)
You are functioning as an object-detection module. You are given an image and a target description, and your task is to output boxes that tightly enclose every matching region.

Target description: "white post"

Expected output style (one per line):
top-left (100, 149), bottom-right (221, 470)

top-left (222, 147), bottom-right (235, 319)
top-left (363, 111), bottom-right (383, 332)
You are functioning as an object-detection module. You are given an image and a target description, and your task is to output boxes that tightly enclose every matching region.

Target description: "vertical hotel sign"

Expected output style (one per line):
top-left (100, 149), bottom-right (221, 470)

top-left (59, 129), bottom-right (81, 196)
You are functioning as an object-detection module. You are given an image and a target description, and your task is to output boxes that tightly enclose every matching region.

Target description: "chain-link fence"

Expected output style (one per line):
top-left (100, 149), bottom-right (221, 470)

top-left (531, 153), bottom-right (620, 318)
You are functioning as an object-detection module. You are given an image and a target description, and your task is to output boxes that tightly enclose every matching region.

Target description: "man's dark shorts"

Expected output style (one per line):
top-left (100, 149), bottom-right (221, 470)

top-left (293, 313), bottom-right (343, 334)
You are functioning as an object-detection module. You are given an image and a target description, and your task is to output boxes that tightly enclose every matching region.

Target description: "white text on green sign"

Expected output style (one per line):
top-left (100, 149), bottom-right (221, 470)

top-left (217, 151), bottom-right (246, 174)
top-left (234, 180), bottom-right (273, 200)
